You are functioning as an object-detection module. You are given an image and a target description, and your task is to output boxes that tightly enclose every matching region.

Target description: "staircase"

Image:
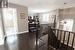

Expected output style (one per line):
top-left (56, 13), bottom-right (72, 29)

top-left (48, 27), bottom-right (75, 50)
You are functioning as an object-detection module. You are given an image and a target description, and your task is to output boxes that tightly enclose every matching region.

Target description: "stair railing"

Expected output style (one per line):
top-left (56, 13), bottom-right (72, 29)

top-left (48, 27), bottom-right (75, 50)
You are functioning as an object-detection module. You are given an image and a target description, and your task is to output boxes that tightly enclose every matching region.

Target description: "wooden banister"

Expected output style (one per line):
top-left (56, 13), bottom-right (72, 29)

top-left (48, 27), bottom-right (75, 50)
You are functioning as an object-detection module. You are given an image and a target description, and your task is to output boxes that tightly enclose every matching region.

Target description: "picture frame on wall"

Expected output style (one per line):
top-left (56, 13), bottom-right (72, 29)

top-left (20, 12), bottom-right (25, 19)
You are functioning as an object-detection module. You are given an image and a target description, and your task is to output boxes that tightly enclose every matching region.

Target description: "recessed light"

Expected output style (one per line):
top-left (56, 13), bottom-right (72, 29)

top-left (64, 3), bottom-right (67, 4)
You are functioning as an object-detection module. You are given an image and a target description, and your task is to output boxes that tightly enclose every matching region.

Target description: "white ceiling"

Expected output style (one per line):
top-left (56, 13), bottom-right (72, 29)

top-left (8, 0), bottom-right (75, 13)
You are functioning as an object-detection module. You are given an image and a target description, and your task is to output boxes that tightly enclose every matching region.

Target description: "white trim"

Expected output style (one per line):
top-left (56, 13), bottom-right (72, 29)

top-left (19, 30), bottom-right (29, 34)
top-left (4, 30), bottom-right (29, 38)
top-left (1, 30), bottom-right (29, 45)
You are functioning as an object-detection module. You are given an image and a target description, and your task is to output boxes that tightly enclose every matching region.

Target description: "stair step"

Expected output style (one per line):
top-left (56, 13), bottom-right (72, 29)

top-left (49, 45), bottom-right (56, 50)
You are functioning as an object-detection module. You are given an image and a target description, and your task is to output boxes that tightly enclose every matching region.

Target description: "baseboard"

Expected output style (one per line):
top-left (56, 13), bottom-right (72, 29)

top-left (19, 31), bottom-right (29, 34)
top-left (4, 30), bottom-right (29, 38)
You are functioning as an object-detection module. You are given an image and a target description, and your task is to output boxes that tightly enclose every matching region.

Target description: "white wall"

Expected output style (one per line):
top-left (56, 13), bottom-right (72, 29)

top-left (49, 9), bottom-right (59, 28)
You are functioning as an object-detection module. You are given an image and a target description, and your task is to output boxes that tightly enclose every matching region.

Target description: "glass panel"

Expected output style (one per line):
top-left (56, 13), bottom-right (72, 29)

top-left (2, 8), bottom-right (18, 36)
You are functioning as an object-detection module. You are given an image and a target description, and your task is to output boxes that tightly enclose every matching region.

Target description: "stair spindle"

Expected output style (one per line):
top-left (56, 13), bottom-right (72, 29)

top-left (57, 30), bottom-right (59, 39)
top-left (72, 33), bottom-right (75, 47)
top-left (63, 31), bottom-right (66, 44)
top-left (67, 32), bottom-right (70, 46)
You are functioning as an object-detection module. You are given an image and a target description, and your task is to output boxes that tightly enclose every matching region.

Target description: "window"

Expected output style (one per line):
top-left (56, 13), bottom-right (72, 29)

top-left (42, 13), bottom-right (49, 24)
top-left (59, 19), bottom-right (74, 31)
top-left (63, 19), bottom-right (73, 31)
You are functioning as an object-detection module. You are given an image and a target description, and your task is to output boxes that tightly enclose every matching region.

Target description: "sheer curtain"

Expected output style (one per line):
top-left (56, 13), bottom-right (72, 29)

top-left (0, 12), bottom-right (4, 45)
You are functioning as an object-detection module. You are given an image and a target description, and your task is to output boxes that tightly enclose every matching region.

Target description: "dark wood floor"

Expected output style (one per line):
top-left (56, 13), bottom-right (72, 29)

top-left (4, 32), bottom-right (35, 50)
top-left (0, 32), bottom-right (48, 50)
top-left (0, 32), bottom-right (74, 50)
